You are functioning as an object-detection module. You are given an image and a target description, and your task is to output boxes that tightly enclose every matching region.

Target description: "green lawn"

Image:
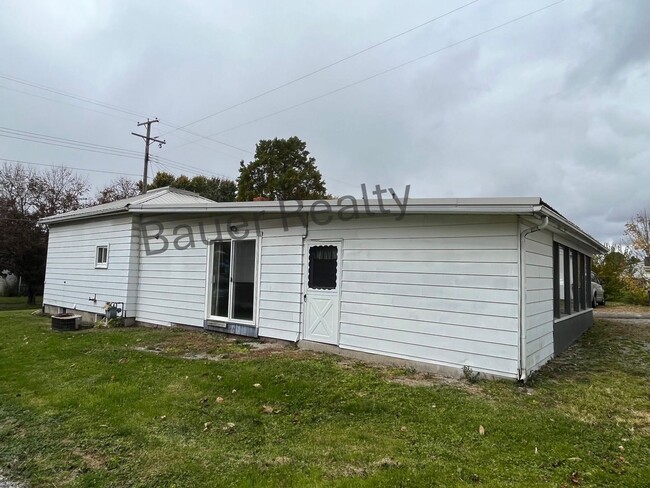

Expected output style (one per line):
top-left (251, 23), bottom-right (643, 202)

top-left (0, 296), bottom-right (42, 311)
top-left (0, 311), bottom-right (648, 487)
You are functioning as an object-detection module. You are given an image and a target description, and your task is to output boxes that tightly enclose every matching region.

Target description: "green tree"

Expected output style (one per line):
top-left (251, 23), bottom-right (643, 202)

top-left (148, 171), bottom-right (175, 189)
top-left (148, 171), bottom-right (236, 202)
top-left (592, 244), bottom-right (647, 304)
top-left (237, 137), bottom-right (327, 201)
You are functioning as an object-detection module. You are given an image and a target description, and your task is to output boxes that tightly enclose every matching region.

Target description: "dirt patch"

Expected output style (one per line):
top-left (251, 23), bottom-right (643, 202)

top-left (181, 352), bottom-right (224, 362)
top-left (387, 372), bottom-right (483, 395)
top-left (73, 449), bottom-right (107, 470)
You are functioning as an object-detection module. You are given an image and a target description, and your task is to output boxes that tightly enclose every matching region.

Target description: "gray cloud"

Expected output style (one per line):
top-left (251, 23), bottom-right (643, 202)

top-left (0, 0), bottom-right (647, 245)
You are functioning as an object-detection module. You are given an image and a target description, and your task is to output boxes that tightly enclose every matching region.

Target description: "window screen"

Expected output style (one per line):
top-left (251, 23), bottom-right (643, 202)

top-left (96, 246), bottom-right (108, 267)
top-left (308, 245), bottom-right (338, 290)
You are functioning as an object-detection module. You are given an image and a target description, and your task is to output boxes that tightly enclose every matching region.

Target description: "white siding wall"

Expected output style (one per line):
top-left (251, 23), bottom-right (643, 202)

top-left (134, 214), bottom-right (305, 336)
top-left (135, 215), bottom-right (209, 327)
top-left (523, 227), bottom-right (554, 373)
top-left (43, 215), bottom-right (139, 316)
top-left (258, 226), bottom-right (305, 341)
top-left (308, 214), bottom-right (520, 378)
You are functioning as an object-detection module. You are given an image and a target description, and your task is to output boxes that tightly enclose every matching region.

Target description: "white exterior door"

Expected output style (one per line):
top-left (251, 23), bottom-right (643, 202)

top-left (304, 241), bottom-right (341, 345)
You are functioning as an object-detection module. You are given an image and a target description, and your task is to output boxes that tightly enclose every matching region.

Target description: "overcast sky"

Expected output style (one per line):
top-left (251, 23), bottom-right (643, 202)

top-left (0, 0), bottom-right (647, 243)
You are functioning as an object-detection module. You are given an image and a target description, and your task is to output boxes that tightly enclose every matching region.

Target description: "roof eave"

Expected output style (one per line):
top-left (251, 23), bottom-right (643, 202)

top-left (39, 207), bottom-right (129, 225)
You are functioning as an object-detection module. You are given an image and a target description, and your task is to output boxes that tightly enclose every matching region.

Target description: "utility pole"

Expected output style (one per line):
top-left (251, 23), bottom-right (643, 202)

top-left (132, 118), bottom-right (166, 194)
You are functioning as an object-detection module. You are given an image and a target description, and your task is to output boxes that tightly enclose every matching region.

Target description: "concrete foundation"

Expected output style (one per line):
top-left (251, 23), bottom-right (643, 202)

top-left (298, 340), bottom-right (505, 380)
top-left (43, 304), bottom-right (135, 326)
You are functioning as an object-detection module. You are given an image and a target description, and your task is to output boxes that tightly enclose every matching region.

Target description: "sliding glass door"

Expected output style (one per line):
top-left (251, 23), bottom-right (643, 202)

top-left (210, 240), bottom-right (256, 322)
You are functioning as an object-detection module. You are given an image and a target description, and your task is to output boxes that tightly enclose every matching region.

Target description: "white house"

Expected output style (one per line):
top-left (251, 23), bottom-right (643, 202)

top-left (40, 187), bottom-right (606, 380)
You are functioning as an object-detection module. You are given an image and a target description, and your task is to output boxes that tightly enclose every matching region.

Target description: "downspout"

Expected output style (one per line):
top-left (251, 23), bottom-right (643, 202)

top-left (298, 218), bottom-right (309, 342)
top-left (518, 215), bottom-right (549, 382)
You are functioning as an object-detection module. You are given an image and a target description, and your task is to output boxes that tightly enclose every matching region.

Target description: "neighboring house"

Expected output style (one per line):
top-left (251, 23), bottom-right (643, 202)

top-left (0, 271), bottom-right (18, 296)
top-left (40, 187), bottom-right (606, 380)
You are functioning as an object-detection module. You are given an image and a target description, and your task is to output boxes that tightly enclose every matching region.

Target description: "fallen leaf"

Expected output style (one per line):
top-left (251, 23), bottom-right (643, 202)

top-left (160, 415), bottom-right (166, 420)
top-left (534, 447), bottom-right (538, 454)
top-left (254, 383), bottom-right (262, 388)
top-left (618, 445), bottom-right (625, 451)
top-left (567, 457), bottom-right (582, 462)
top-left (400, 426), bottom-right (407, 432)
top-left (203, 422), bottom-right (212, 432)
top-left (223, 422), bottom-right (235, 431)
top-left (262, 405), bottom-right (274, 414)
top-left (232, 389), bottom-right (237, 394)
top-left (217, 375), bottom-right (223, 380)
top-left (215, 396), bottom-right (224, 403)
top-left (479, 425), bottom-right (485, 436)
top-left (199, 397), bottom-right (208, 404)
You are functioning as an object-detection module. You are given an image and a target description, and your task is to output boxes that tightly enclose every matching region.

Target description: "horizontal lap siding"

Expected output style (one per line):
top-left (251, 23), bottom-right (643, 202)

top-left (523, 228), bottom-right (554, 372)
top-left (258, 228), bottom-right (304, 341)
top-left (136, 215), bottom-right (209, 327)
top-left (135, 214), bottom-right (306, 330)
top-left (43, 215), bottom-right (137, 315)
top-left (309, 214), bottom-right (520, 377)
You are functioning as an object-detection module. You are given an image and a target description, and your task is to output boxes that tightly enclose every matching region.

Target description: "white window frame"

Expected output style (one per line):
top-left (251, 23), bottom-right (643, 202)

top-left (95, 245), bottom-right (109, 269)
top-left (205, 238), bottom-right (259, 325)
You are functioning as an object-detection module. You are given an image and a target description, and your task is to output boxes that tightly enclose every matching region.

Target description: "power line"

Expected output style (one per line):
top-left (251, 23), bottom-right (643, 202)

top-left (0, 125), bottom-right (233, 179)
top-left (0, 83), bottom-right (137, 123)
top-left (0, 130), bottom-right (144, 161)
top-left (160, 0), bottom-right (481, 139)
top-left (0, 74), bottom-right (148, 119)
top-left (0, 157), bottom-right (143, 177)
top-left (176, 1), bottom-right (566, 147)
top-left (0, 126), bottom-right (142, 157)
top-left (0, 74), bottom-right (252, 155)
top-left (151, 153), bottom-right (235, 180)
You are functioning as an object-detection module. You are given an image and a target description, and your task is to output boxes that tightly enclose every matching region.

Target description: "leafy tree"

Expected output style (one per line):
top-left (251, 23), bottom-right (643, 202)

top-left (148, 171), bottom-right (175, 189)
top-left (237, 137), bottom-right (327, 201)
top-left (0, 203), bottom-right (47, 304)
top-left (148, 171), bottom-right (236, 202)
top-left (94, 176), bottom-right (140, 204)
top-left (592, 244), bottom-right (647, 305)
top-left (0, 163), bottom-right (91, 304)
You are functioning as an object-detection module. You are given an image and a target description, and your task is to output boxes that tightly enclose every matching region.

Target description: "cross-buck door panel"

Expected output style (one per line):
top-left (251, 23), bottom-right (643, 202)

top-left (304, 243), bottom-right (341, 345)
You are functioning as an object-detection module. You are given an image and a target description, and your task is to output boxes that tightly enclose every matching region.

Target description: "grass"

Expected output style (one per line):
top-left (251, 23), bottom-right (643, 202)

top-left (0, 312), bottom-right (648, 487)
top-left (0, 296), bottom-right (42, 311)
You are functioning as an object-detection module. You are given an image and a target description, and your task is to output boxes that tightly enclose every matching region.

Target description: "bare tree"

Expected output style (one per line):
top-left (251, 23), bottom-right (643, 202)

top-left (0, 162), bottom-right (35, 215)
top-left (94, 176), bottom-right (140, 204)
top-left (624, 210), bottom-right (650, 262)
top-left (29, 166), bottom-right (90, 218)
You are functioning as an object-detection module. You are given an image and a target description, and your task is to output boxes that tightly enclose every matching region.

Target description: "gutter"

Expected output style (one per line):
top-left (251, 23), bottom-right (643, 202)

top-left (518, 215), bottom-right (549, 382)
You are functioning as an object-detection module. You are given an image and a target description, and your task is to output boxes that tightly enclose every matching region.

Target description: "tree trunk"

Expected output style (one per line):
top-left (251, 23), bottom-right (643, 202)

top-left (27, 285), bottom-right (35, 305)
